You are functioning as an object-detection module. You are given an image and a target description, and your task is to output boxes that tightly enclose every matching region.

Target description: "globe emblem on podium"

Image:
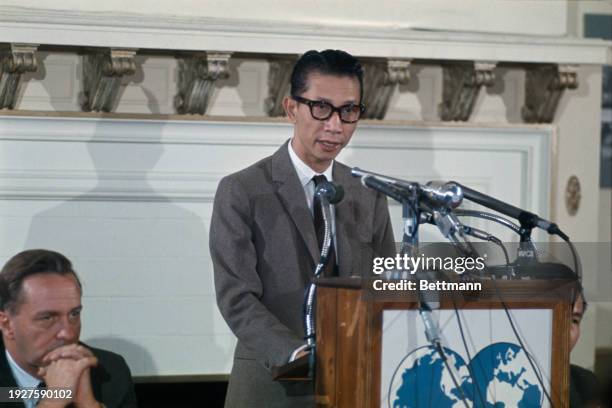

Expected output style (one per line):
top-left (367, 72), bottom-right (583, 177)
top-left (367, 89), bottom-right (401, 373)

top-left (469, 342), bottom-right (544, 407)
top-left (388, 345), bottom-right (471, 407)
top-left (388, 342), bottom-right (544, 407)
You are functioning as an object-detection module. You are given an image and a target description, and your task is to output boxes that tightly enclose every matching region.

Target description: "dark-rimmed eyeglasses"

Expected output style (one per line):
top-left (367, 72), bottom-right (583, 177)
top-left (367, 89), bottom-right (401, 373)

top-left (292, 95), bottom-right (365, 124)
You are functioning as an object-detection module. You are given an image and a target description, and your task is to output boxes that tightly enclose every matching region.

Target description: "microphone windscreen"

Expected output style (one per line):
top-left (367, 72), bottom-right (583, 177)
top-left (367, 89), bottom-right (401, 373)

top-left (316, 181), bottom-right (344, 204)
top-left (330, 185), bottom-right (344, 204)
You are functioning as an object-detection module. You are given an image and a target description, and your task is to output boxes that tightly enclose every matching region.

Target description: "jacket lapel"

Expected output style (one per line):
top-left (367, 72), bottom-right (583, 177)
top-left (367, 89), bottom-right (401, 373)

top-left (272, 141), bottom-right (320, 264)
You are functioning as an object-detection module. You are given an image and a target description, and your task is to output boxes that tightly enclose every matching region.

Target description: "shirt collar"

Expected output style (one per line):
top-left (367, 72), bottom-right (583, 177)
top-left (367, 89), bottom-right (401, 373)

top-left (287, 139), bottom-right (334, 186)
top-left (5, 349), bottom-right (41, 389)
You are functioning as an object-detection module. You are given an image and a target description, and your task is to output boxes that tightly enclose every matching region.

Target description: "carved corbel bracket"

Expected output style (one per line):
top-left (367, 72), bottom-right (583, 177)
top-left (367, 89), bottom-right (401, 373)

top-left (522, 64), bottom-right (578, 123)
top-left (439, 61), bottom-right (496, 121)
top-left (0, 43), bottom-right (38, 110)
top-left (174, 52), bottom-right (232, 115)
top-left (81, 48), bottom-right (137, 112)
top-left (362, 59), bottom-right (411, 120)
top-left (265, 56), bottom-right (298, 117)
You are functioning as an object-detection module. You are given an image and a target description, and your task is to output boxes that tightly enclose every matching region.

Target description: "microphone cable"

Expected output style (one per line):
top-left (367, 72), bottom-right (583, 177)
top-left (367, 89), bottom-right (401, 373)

top-left (417, 293), bottom-right (470, 408)
top-left (490, 277), bottom-right (557, 407)
top-left (450, 292), bottom-right (488, 406)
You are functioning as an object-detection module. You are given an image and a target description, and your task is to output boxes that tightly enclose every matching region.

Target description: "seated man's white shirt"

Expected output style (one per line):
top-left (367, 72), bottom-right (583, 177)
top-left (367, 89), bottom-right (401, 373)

top-left (5, 350), bottom-right (43, 408)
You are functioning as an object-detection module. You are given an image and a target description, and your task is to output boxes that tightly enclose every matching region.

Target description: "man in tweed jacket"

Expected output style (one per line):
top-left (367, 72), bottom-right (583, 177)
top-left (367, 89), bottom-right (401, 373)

top-left (210, 49), bottom-right (396, 407)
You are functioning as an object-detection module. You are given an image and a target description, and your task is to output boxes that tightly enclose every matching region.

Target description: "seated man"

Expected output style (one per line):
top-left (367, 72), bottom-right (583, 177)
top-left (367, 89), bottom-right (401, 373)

top-left (0, 249), bottom-right (138, 408)
top-left (569, 285), bottom-right (601, 408)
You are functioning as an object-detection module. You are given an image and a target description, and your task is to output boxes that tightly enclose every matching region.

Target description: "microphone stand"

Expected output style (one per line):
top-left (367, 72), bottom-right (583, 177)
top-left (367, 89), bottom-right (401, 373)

top-left (400, 189), bottom-right (470, 407)
top-left (452, 209), bottom-right (541, 271)
top-left (303, 194), bottom-right (334, 379)
top-left (400, 185), bottom-right (420, 259)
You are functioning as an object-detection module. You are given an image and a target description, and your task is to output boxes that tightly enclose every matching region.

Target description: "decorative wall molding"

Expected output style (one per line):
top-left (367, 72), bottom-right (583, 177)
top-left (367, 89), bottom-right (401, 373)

top-left (81, 48), bottom-right (137, 112)
top-left (114, 56), bottom-right (174, 112)
top-left (3, 52), bottom-right (586, 124)
top-left (522, 64), bottom-right (579, 124)
top-left (439, 61), bottom-right (496, 122)
top-left (0, 115), bottom-right (553, 214)
top-left (264, 56), bottom-right (296, 117)
top-left (20, 53), bottom-right (79, 109)
top-left (362, 59), bottom-right (411, 120)
top-left (1, 4), bottom-right (609, 122)
top-left (565, 175), bottom-right (581, 216)
top-left (0, 43), bottom-right (38, 109)
top-left (0, 115), bottom-right (554, 149)
top-left (0, 168), bottom-right (221, 202)
top-left (0, 7), bottom-right (610, 65)
top-left (175, 52), bottom-right (232, 115)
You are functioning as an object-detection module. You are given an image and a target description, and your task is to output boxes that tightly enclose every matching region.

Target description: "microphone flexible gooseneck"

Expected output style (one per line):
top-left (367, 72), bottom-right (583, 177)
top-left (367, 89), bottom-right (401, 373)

top-left (303, 180), bottom-right (343, 378)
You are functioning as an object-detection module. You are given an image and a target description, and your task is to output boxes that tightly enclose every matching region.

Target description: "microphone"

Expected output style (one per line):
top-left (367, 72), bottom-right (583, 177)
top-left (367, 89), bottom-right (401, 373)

top-left (422, 181), bottom-right (463, 210)
top-left (360, 175), bottom-right (411, 203)
top-left (315, 181), bottom-right (344, 204)
top-left (352, 167), bottom-right (418, 191)
top-left (352, 168), bottom-right (463, 210)
top-left (451, 181), bottom-right (566, 239)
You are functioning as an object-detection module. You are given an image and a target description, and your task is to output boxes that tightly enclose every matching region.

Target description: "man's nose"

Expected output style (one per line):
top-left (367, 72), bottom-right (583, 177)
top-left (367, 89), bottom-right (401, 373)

top-left (56, 319), bottom-right (78, 341)
top-left (324, 111), bottom-right (343, 132)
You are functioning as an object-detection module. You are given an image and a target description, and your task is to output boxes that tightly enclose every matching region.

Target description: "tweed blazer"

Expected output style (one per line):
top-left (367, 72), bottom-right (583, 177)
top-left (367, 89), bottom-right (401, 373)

top-left (210, 140), bottom-right (395, 407)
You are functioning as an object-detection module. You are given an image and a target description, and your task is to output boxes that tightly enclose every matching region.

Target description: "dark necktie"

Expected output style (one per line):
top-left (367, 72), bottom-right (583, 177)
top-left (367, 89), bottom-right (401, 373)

top-left (312, 175), bottom-right (338, 277)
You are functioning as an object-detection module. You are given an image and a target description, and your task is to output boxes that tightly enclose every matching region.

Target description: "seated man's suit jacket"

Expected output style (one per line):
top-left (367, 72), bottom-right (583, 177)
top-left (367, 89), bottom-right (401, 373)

top-left (210, 140), bottom-right (396, 407)
top-left (0, 337), bottom-right (138, 408)
top-left (569, 364), bottom-right (601, 408)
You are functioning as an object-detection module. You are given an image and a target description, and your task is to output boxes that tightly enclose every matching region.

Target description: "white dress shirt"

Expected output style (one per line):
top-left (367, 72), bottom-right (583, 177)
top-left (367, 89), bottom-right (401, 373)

top-left (287, 140), bottom-right (337, 245)
top-left (5, 350), bottom-right (42, 408)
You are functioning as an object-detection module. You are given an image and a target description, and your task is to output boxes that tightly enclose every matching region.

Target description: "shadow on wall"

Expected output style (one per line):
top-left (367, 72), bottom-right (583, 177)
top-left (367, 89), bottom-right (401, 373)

top-left (85, 336), bottom-right (157, 378)
top-left (23, 118), bottom-right (226, 377)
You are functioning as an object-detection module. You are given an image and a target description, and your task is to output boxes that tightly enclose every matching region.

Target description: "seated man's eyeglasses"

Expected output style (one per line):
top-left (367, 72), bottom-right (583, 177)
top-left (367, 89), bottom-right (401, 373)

top-left (292, 95), bottom-right (366, 124)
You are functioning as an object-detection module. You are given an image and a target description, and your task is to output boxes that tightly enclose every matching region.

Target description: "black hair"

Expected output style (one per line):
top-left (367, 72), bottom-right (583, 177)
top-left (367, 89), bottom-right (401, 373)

top-left (573, 280), bottom-right (588, 314)
top-left (290, 49), bottom-right (364, 102)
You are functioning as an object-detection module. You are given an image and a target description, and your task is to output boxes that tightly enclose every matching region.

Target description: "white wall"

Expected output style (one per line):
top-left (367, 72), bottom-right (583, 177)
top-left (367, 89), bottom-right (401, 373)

top-left (0, 115), bottom-right (554, 376)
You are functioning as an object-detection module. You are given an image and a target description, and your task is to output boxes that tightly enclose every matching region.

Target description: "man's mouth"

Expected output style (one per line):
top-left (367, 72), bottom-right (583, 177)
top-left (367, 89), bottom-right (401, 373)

top-left (318, 140), bottom-right (341, 149)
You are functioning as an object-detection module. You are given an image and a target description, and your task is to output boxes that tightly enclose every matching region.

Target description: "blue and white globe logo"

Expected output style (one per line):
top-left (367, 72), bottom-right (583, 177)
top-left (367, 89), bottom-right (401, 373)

top-left (388, 342), bottom-right (544, 407)
top-left (469, 343), bottom-right (544, 407)
top-left (389, 345), bottom-right (472, 407)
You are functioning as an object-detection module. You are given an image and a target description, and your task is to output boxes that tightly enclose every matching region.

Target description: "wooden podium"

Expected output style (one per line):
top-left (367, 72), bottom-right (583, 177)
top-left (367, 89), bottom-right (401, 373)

top-left (308, 276), bottom-right (574, 408)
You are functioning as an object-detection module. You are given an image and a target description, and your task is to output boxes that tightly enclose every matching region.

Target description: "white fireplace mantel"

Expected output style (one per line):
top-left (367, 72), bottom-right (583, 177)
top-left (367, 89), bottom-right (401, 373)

top-left (1, 5), bottom-right (610, 65)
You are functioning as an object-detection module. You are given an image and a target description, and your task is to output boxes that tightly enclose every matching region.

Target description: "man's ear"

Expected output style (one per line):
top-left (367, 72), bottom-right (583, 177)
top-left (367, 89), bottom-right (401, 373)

top-left (283, 96), bottom-right (297, 123)
top-left (0, 310), bottom-right (14, 339)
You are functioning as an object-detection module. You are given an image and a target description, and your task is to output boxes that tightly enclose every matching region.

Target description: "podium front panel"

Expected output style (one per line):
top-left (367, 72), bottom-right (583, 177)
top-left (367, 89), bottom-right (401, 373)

top-left (315, 280), bottom-right (572, 408)
top-left (380, 308), bottom-right (553, 407)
